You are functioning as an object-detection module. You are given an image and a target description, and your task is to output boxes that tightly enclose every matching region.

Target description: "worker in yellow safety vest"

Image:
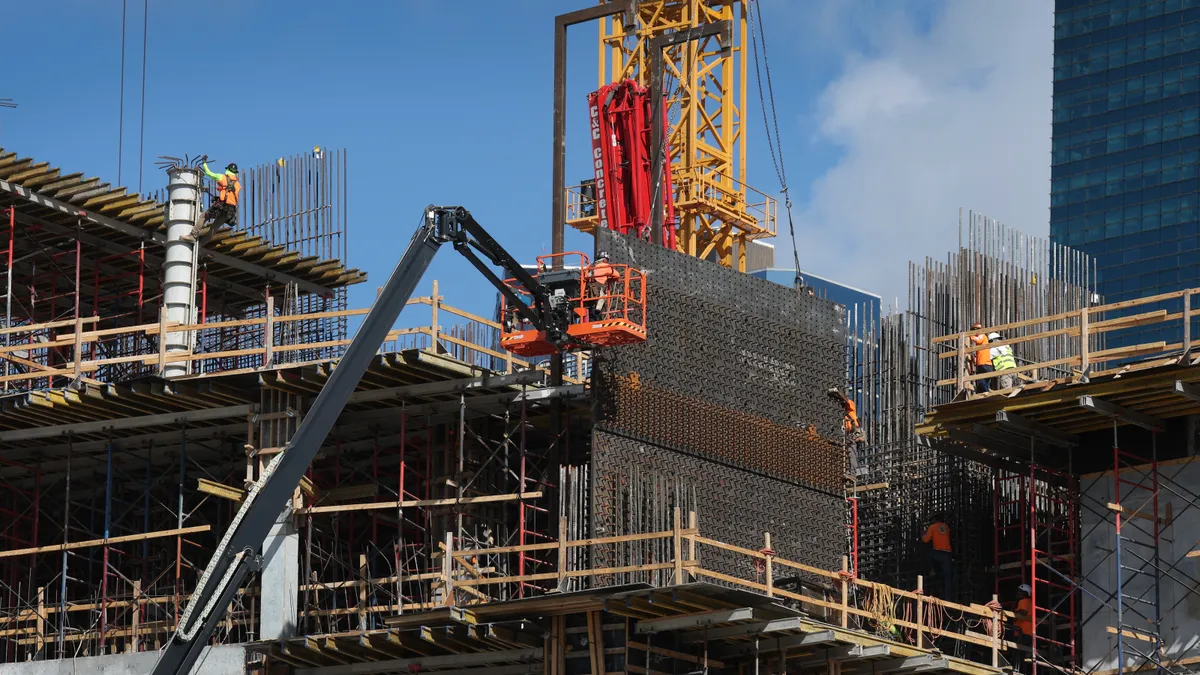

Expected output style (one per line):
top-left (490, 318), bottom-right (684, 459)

top-left (989, 332), bottom-right (1017, 391)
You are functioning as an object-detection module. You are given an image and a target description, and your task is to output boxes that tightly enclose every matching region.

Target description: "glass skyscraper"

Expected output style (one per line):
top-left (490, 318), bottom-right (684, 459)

top-left (1051, 0), bottom-right (1200, 342)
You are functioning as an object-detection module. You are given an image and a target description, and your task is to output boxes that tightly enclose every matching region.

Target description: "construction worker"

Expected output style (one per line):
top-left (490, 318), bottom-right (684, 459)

top-left (989, 332), bottom-right (1017, 390)
top-left (921, 512), bottom-right (953, 600)
top-left (827, 387), bottom-right (865, 476)
top-left (827, 388), bottom-right (866, 447)
top-left (970, 322), bottom-right (993, 393)
top-left (1012, 584), bottom-right (1034, 672)
top-left (189, 160), bottom-right (241, 244)
top-left (588, 251), bottom-right (620, 320)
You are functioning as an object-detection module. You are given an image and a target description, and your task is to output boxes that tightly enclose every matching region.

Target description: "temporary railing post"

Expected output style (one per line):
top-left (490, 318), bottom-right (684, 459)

top-left (688, 511), bottom-right (698, 580)
top-left (1184, 289), bottom-right (1192, 357)
top-left (72, 316), bottom-right (83, 378)
top-left (957, 334), bottom-right (967, 393)
top-left (763, 532), bottom-right (773, 597)
top-left (557, 515), bottom-right (568, 588)
top-left (1080, 307), bottom-right (1089, 376)
top-left (840, 556), bottom-right (850, 628)
top-left (672, 507), bottom-right (683, 585)
top-left (131, 580), bottom-right (140, 653)
top-left (157, 307), bottom-right (168, 375)
top-left (991, 592), bottom-right (1000, 668)
top-left (431, 280), bottom-right (440, 349)
top-left (916, 575), bottom-right (925, 649)
top-left (442, 532), bottom-right (454, 607)
top-left (35, 586), bottom-right (44, 658)
top-left (264, 294), bottom-right (275, 367)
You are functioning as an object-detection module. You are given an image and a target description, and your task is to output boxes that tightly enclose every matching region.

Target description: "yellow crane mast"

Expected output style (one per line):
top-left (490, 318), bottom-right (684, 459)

top-left (566, 0), bottom-right (777, 271)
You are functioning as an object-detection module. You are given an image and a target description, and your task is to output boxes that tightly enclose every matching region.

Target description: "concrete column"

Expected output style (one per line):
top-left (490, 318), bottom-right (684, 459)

top-left (162, 166), bottom-right (200, 379)
top-left (259, 506), bottom-right (299, 640)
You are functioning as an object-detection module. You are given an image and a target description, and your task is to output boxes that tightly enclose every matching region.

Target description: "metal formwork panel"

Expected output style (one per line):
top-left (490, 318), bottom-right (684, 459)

top-left (594, 228), bottom-right (848, 476)
top-left (590, 429), bottom-right (844, 583)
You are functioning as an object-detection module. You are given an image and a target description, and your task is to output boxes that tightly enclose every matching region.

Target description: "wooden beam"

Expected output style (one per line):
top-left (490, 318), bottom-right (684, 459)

top-left (197, 478), bottom-right (244, 502)
top-left (299, 491), bottom-right (543, 515)
top-left (0, 525), bottom-right (210, 558)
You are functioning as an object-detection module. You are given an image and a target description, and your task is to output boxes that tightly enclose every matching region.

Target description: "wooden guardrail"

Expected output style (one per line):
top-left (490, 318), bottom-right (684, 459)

top-left (936, 287), bottom-right (1200, 396)
top-left (442, 508), bottom-right (1010, 667)
top-left (0, 281), bottom-right (589, 388)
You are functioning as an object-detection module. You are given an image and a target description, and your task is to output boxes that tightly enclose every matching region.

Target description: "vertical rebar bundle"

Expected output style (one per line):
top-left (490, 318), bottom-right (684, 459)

top-left (856, 210), bottom-right (1097, 603)
top-left (196, 148), bottom-right (351, 370)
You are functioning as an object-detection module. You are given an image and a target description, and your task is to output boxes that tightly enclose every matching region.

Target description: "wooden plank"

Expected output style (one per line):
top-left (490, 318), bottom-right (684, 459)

top-left (933, 288), bottom-right (1195, 344)
top-left (0, 525), bottom-right (210, 558)
top-left (197, 478), bottom-right (244, 502)
top-left (300, 491), bottom-right (542, 515)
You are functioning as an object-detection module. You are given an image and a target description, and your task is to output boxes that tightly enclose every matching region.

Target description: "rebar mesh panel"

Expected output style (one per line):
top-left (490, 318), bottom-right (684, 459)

top-left (591, 428), bottom-right (844, 586)
top-left (594, 228), bottom-right (848, 475)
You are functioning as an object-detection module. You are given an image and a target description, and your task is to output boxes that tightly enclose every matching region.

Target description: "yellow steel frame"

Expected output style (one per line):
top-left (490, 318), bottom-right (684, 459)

top-left (566, 0), bottom-right (776, 271)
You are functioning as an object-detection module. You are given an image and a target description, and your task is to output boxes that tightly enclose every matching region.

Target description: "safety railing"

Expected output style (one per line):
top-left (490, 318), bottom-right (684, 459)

top-left (438, 508), bottom-right (1012, 668)
top-left (936, 287), bottom-right (1200, 397)
top-left (672, 166), bottom-right (777, 237)
top-left (0, 281), bottom-right (589, 390)
top-left (566, 168), bottom-right (777, 239)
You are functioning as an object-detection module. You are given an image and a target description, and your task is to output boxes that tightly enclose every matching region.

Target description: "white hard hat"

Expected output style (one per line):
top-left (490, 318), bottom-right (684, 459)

top-left (988, 332), bottom-right (1001, 340)
top-left (1019, 584), bottom-right (1032, 594)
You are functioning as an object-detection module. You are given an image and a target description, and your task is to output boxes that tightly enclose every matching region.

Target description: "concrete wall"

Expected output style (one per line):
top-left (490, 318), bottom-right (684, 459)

top-left (0, 646), bottom-right (246, 675)
top-left (1081, 459), bottom-right (1200, 672)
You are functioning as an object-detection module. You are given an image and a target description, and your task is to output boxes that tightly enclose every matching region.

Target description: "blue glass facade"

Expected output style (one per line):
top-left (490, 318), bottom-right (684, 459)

top-left (1051, 0), bottom-right (1200, 325)
top-left (750, 268), bottom-right (882, 324)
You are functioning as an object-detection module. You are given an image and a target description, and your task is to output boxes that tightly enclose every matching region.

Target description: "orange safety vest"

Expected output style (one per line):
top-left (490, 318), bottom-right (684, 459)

top-left (922, 522), bottom-right (952, 552)
top-left (218, 173), bottom-right (241, 206)
top-left (1016, 597), bottom-right (1034, 636)
top-left (591, 261), bottom-right (619, 285)
top-left (844, 399), bottom-right (860, 434)
top-left (970, 333), bottom-right (990, 366)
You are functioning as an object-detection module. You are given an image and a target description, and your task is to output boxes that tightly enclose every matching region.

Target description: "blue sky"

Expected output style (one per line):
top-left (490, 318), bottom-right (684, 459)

top-left (4, 1), bottom-right (1051, 319)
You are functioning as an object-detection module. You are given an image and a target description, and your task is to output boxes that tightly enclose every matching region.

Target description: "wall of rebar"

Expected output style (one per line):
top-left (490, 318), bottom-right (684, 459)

top-left (588, 228), bottom-right (848, 584)
top-left (855, 211), bottom-right (1097, 604)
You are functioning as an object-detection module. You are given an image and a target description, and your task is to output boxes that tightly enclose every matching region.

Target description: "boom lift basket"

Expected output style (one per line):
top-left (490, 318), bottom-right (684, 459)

top-left (500, 252), bottom-right (646, 356)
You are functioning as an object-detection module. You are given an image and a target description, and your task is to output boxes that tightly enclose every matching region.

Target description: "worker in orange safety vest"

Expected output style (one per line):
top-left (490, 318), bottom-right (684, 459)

top-left (188, 160), bottom-right (241, 245)
top-left (1011, 583), bottom-right (1034, 673)
top-left (588, 251), bottom-right (621, 320)
top-left (921, 512), bottom-right (954, 600)
top-left (970, 322), bottom-right (993, 393)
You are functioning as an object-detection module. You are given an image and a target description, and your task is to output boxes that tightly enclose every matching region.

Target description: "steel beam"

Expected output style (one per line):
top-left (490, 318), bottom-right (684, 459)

top-left (636, 607), bottom-right (755, 634)
top-left (678, 617), bottom-right (803, 643)
top-left (0, 177), bottom-right (334, 297)
top-left (336, 370), bottom-right (543, 405)
top-left (715, 629), bottom-right (838, 659)
top-left (789, 644), bottom-right (892, 668)
top-left (294, 647), bottom-right (543, 675)
top-left (551, 1), bottom-right (636, 262)
top-left (1079, 395), bottom-right (1163, 432)
top-left (1171, 380), bottom-right (1200, 404)
top-left (873, 655), bottom-right (950, 672)
top-left (996, 409), bottom-right (1079, 447)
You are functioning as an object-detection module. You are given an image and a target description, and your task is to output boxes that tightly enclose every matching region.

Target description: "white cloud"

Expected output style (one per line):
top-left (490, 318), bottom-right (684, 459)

top-left (787, 1), bottom-right (1052, 308)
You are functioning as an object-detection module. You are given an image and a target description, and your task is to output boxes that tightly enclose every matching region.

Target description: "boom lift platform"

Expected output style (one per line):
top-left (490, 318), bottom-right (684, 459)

top-left (500, 251), bottom-right (646, 356)
top-left (150, 206), bottom-right (646, 675)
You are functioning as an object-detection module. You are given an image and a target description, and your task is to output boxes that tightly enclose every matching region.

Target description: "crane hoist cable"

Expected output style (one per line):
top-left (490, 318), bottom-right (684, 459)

top-left (747, 0), bottom-right (803, 288)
